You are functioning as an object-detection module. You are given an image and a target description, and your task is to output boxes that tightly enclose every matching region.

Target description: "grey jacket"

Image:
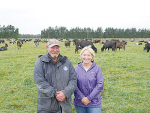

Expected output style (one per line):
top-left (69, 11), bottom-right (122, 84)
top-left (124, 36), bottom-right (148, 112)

top-left (34, 53), bottom-right (77, 113)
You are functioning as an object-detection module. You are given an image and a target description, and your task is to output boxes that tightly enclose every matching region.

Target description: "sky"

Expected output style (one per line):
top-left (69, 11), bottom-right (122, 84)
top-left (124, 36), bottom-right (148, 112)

top-left (0, 0), bottom-right (150, 34)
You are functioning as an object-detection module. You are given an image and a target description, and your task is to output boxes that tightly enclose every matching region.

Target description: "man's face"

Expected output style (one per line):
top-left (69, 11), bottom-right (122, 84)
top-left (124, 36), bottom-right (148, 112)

top-left (47, 45), bottom-right (60, 58)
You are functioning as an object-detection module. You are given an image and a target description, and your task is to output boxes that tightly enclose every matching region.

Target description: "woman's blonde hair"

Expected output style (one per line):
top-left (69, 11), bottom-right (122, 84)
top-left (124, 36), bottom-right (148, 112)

top-left (80, 45), bottom-right (95, 61)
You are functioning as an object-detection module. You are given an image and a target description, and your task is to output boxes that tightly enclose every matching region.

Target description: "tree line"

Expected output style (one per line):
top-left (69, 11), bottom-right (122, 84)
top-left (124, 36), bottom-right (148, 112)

top-left (0, 25), bottom-right (40, 39)
top-left (1, 25), bottom-right (150, 39)
top-left (41, 26), bottom-right (150, 39)
top-left (0, 25), bottom-right (19, 38)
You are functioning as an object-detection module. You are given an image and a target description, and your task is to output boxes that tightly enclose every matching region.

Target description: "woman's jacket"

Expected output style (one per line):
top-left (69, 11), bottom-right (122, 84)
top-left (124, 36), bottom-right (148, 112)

top-left (72, 61), bottom-right (104, 108)
top-left (34, 53), bottom-right (77, 113)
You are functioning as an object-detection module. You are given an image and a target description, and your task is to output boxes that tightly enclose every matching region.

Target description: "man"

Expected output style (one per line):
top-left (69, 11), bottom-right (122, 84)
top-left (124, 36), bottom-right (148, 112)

top-left (34, 39), bottom-right (77, 113)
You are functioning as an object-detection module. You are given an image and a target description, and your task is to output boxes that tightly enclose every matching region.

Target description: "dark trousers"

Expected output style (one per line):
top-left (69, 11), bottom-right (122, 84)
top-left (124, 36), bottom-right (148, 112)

top-left (37, 106), bottom-right (62, 113)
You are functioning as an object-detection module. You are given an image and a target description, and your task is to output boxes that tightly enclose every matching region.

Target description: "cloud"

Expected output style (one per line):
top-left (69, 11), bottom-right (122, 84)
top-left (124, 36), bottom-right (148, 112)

top-left (0, 0), bottom-right (150, 34)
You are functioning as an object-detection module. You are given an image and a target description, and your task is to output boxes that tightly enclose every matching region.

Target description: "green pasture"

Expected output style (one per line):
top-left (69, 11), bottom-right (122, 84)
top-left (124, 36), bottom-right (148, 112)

top-left (0, 39), bottom-right (150, 113)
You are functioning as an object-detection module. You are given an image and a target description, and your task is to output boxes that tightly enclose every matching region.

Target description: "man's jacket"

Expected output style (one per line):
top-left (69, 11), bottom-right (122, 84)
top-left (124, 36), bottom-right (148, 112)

top-left (34, 53), bottom-right (77, 113)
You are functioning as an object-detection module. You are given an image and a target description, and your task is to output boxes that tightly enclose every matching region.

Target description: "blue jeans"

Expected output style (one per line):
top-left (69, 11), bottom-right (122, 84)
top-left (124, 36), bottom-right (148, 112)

top-left (74, 105), bottom-right (101, 113)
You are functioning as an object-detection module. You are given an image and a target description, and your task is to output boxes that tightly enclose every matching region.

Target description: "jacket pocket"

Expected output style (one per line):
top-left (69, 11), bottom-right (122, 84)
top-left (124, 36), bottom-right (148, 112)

top-left (91, 98), bottom-right (99, 104)
top-left (37, 97), bottom-right (59, 112)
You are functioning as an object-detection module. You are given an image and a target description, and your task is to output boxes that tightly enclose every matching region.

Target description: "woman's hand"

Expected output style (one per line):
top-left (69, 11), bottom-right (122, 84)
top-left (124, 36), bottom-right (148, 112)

top-left (81, 97), bottom-right (91, 105)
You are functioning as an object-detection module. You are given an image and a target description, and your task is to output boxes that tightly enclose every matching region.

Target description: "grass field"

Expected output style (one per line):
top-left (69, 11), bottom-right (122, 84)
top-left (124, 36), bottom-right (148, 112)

top-left (0, 39), bottom-right (150, 113)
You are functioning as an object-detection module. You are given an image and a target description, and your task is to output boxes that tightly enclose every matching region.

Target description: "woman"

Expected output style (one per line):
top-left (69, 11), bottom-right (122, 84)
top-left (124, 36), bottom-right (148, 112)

top-left (72, 46), bottom-right (104, 113)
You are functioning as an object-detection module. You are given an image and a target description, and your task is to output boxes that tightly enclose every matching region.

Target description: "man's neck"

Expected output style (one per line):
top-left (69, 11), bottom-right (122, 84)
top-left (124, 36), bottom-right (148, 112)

top-left (52, 57), bottom-right (57, 62)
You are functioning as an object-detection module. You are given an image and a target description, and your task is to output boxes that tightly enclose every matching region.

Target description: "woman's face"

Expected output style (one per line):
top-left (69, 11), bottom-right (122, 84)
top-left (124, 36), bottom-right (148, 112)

top-left (81, 50), bottom-right (93, 64)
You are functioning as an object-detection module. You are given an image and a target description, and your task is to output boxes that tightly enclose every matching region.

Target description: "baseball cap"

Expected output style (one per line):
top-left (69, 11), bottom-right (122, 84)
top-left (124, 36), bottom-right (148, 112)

top-left (48, 39), bottom-right (60, 47)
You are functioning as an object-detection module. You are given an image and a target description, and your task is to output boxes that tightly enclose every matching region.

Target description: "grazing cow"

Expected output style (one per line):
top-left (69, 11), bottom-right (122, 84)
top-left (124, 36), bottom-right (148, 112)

top-left (116, 41), bottom-right (127, 51)
top-left (9, 41), bottom-right (16, 44)
top-left (143, 43), bottom-right (150, 52)
top-left (75, 40), bottom-right (97, 54)
top-left (139, 40), bottom-right (144, 42)
top-left (34, 40), bottom-right (39, 47)
top-left (0, 40), bottom-right (5, 44)
top-left (93, 39), bottom-right (101, 43)
top-left (133, 43), bottom-right (142, 45)
top-left (17, 40), bottom-right (23, 49)
top-left (101, 41), bottom-right (116, 51)
top-left (73, 39), bottom-right (80, 46)
top-left (65, 40), bottom-right (71, 47)
top-left (0, 43), bottom-right (8, 51)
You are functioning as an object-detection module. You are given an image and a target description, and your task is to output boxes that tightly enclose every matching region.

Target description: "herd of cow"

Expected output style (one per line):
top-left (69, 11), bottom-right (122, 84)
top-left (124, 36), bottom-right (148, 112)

top-left (0, 38), bottom-right (150, 53)
top-left (71, 39), bottom-right (150, 53)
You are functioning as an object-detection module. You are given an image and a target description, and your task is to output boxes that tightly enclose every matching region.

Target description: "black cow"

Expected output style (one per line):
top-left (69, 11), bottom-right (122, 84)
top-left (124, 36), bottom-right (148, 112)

top-left (17, 40), bottom-right (23, 49)
top-left (75, 40), bottom-right (97, 54)
top-left (0, 43), bottom-right (8, 51)
top-left (144, 43), bottom-right (150, 52)
top-left (101, 41), bottom-right (116, 51)
top-left (73, 39), bottom-right (80, 46)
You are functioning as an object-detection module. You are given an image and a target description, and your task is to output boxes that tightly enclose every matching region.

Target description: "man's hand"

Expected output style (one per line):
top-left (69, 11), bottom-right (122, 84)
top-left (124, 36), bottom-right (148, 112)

top-left (56, 91), bottom-right (66, 102)
top-left (81, 97), bottom-right (91, 105)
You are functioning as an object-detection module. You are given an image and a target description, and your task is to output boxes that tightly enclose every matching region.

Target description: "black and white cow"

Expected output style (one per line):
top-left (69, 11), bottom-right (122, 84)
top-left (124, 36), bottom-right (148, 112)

top-left (34, 40), bottom-right (39, 47)
top-left (0, 40), bottom-right (5, 44)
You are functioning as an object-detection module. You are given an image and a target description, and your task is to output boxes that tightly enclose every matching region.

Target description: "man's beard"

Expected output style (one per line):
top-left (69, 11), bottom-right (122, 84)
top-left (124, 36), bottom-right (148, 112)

top-left (51, 53), bottom-right (59, 58)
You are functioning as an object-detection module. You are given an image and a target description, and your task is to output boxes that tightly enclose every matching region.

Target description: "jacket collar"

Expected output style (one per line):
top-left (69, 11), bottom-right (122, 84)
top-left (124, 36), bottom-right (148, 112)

top-left (78, 60), bottom-right (96, 69)
top-left (40, 53), bottom-right (67, 64)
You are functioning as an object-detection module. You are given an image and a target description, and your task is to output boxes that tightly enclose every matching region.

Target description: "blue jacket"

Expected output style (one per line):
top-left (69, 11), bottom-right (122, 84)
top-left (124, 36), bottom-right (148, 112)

top-left (34, 53), bottom-right (77, 113)
top-left (72, 61), bottom-right (104, 108)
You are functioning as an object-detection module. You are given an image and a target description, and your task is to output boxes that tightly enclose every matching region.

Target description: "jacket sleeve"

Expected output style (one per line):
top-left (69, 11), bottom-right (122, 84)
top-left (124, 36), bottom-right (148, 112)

top-left (73, 65), bottom-right (85, 100)
top-left (87, 67), bottom-right (104, 101)
top-left (74, 87), bottom-right (85, 100)
top-left (34, 59), bottom-right (56, 98)
top-left (62, 61), bottom-right (77, 98)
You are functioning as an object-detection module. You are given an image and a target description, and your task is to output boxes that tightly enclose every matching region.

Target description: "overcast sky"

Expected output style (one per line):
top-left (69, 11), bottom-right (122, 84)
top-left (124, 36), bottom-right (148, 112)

top-left (0, 0), bottom-right (150, 34)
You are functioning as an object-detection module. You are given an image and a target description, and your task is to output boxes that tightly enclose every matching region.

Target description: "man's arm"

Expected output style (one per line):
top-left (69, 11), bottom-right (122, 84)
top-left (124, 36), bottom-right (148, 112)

top-left (34, 59), bottom-right (56, 98)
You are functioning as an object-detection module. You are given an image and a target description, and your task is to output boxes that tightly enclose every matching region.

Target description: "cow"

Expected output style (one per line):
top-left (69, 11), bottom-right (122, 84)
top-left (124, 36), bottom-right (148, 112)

top-left (133, 43), bottom-right (142, 45)
top-left (17, 40), bottom-right (23, 49)
top-left (0, 40), bottom-right (5, 43)
top-left (143, 43), bottom-right (150, 52)
top-left (101, 41), bottom-right (116, 51)
top-left (75, 40), bottom-right (97, 54)
top-left (116, 41), bottom-right (127, 51)
top-left (9, 41), bottom-right (16, 44)
top-left (93, 39), bottom-right (101, 43)
top-left (65, 40), bottom-right (71, 47)
top-left (73, 39), bottom-right (80, 46)
top-left (0, 43), bottom-right (8, 51)
top-left (34, 40), bottom-right (39, 47)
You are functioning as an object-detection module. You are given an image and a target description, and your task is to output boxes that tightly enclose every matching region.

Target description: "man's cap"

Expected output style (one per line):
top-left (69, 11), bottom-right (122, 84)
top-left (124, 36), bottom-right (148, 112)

top-left (48, 39), bottom-right (60, 47)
